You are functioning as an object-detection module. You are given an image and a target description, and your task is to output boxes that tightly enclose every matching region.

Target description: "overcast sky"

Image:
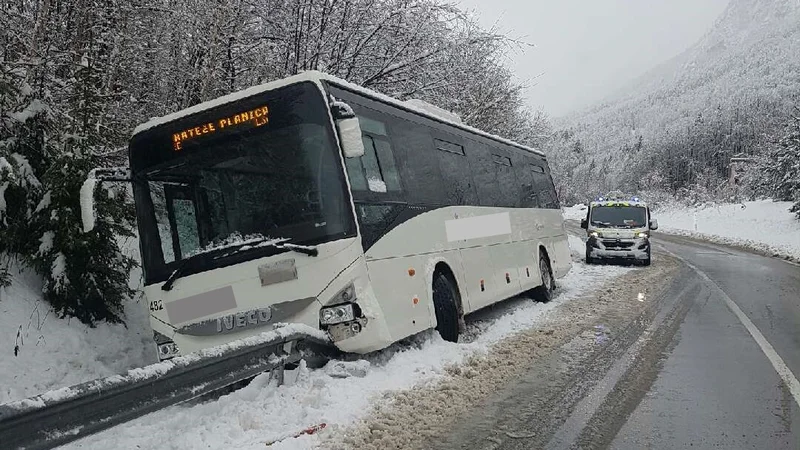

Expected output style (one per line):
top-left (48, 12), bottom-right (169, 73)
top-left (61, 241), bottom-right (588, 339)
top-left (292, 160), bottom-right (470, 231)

top-left (457, 0), bottom-right (730, 117)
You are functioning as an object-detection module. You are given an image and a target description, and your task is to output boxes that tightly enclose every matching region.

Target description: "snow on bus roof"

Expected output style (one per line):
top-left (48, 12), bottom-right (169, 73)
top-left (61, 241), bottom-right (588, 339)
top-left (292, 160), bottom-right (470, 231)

top-left (132, 71), bottom-right (323, 135)
top-left (132, 71), bottom-right (545, 157)
top-left (321, 73), bottom-right (545, 157)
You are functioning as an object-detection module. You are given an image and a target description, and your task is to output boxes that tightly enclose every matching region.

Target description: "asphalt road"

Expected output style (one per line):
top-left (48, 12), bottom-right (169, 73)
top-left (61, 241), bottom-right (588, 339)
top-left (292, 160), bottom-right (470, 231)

top-left (439, 227), bottom-right (800, 450)
top-left (610, 233), bottom-right (800, 450)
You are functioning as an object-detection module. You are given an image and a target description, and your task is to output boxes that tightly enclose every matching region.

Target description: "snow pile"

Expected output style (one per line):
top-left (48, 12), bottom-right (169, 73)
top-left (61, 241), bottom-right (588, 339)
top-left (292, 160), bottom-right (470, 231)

top-left (0, 263), bottom-right (154, 405)
top-left (562, 204), bottom-right (588, 221)
top-left (64, 238), bottom-right (632, 450)
top-left (0, 238), bottom-right (155, 405)
top-left (79, 176), bottom-right (98, 232)
top-left (655, 200), bottom-right (800, 261)
top-left (367, 178), bottom-right (387, 193)
top-left (568, 234), bottom-right (587, 260)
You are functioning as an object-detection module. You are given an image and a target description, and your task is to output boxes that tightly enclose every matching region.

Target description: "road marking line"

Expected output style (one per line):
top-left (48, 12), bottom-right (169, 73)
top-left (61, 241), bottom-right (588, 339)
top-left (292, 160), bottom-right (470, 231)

top-left (716, 286), bottom-right (800, 405)
top-left (663, 247), bottom-right (800, 408)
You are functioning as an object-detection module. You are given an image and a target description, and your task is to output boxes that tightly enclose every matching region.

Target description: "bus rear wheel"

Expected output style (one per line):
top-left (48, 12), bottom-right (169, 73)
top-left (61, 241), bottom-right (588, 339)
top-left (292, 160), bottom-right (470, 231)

top-left (532, 254), bottom-right (555, 303)
top-left (432, 272), bottom-right (460, 342)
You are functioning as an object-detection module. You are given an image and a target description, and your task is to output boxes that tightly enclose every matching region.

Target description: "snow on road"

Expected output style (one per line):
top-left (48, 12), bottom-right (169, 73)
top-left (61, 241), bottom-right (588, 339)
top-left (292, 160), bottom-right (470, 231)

top-left (64, 237), bottom-right (632, 450)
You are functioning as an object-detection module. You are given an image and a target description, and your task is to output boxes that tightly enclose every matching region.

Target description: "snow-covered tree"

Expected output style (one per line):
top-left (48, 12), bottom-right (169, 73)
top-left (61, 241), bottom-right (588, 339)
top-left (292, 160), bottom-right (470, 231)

top-left (752, 108), bottom-right (800, 218)
top-left (1, 0), bottom-right (136, 324)
top-left (1, 0), bottom-right (547, 324)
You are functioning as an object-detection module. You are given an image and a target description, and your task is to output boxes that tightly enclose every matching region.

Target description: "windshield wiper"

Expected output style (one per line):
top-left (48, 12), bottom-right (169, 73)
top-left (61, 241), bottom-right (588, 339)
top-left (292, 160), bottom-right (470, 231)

top-left (229, 238), bottom-right (318, 258)
top-left (160, 237), bottom-right (318, 291)
top-left (162, 237), bottom-right (279, 291)
top-left (162, 258), bottom-right (193, 291)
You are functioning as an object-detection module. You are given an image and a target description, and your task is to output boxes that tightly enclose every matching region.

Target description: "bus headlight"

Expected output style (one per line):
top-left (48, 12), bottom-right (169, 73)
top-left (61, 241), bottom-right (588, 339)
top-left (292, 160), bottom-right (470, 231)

top-left (636, 232), bottom-right (649, 239)
top-left (320, 304), bottom-right (355, 325)
top-left (590, 231), bottom-right (601, 238)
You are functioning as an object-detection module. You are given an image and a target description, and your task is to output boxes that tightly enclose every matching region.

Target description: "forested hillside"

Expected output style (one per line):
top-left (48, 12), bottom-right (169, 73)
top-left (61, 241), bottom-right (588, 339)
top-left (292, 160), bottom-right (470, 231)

top-left (0, 0), bottom-right (547, 323)
top-left (547, 0), bottom-right (800, 207)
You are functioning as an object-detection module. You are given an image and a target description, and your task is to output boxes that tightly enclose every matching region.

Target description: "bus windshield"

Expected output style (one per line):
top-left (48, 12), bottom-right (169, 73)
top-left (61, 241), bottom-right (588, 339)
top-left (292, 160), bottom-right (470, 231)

top-left (590, 205), bottom-right (647, 228)
top-left (131, 82), bottom-right (356, 284)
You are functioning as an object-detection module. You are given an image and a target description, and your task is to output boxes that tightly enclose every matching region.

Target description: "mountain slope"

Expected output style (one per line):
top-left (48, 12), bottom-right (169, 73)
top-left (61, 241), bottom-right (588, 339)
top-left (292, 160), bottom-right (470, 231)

top-left (550, 0), bottom-right (800, 202)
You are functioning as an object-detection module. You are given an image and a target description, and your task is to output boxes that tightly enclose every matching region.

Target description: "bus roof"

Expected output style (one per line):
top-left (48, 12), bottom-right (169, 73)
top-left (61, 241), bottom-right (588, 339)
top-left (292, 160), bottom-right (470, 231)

top-left (132, 71), bottom-right (545, 158)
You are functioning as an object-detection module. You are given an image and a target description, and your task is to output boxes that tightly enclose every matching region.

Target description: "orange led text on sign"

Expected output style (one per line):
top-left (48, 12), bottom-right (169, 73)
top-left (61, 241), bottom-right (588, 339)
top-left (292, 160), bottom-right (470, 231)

top-left (172, 105), bottom-right (269, 151)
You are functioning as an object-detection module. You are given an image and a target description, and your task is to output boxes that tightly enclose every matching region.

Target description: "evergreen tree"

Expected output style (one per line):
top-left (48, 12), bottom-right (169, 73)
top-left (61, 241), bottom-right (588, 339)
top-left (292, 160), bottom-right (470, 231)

top-left (758, 109), bottom-right (800, 218)
top-left (0, 57), bottom-right (48, 287)
top-left (1, 0), bottom-right (137, 324)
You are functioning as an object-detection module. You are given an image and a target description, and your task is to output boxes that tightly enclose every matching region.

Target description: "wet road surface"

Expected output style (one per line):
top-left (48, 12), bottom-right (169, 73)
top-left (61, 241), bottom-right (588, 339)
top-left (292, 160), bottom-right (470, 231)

top-left (439, 229), bottom-right (800, 450)
top-left (610, 234), bottom-right (800, 450)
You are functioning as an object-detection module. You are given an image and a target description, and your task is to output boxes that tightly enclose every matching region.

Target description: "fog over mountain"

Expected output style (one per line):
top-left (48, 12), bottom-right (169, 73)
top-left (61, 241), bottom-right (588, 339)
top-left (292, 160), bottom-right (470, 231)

top-left (548, 0), bottom-right (800, 204)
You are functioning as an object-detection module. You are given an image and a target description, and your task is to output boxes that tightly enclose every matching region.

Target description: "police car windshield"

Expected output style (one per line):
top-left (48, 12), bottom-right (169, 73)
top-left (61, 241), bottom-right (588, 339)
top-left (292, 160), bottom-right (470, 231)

top-left (590, 206), bottom-right (647, 228)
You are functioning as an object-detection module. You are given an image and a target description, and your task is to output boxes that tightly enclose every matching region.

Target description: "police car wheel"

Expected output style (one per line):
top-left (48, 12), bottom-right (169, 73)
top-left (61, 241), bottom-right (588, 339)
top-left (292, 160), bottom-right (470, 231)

top-left (641, 248), bottom-right (652, 266)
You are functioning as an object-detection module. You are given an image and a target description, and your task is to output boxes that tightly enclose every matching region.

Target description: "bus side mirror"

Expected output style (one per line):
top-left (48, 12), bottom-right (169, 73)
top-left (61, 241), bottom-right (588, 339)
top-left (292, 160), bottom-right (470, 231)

top-left (80, 167), bottom-right (132, 233)
top-left (580, 219), bottom-right (588, 229)
top-left (331, 100), bottom-right (365, 159)
top-left (649, 219), bottom-right (659, 231)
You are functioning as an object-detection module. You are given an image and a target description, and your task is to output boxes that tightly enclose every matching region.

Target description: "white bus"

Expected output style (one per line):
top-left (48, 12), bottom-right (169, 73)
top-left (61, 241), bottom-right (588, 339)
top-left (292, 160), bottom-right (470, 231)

top-left (83, 71), bottom-right (571, 361)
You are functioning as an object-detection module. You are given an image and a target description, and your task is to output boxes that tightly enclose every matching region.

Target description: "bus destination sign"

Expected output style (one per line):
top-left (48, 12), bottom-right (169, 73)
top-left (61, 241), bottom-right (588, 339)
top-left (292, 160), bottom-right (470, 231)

top-left (172, 105), bottom-right (269, 151)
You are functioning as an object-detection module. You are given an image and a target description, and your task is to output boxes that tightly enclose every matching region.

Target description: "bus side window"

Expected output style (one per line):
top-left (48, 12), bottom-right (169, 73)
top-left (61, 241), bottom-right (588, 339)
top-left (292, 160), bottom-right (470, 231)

top-left (469, 141), bottom-right (501, 207)
top-left (513, 154), bottom-right (539, 208)
top-left (172, 197), bottom-right (201, 257)
top-left (164, 185), bottom-right (201, 259)
top-left (346, 114), bottom-right (401, 194)
top-left (435, 135), bottom-right (478, 205)
top-left (532, 166), bottom-right (559, 209)
top-left (493, 151), bottom-right (520, 208)
top-left (545, 169), bottom-right (561, 209)
top-left (149, 182), bottom-right (176, 264)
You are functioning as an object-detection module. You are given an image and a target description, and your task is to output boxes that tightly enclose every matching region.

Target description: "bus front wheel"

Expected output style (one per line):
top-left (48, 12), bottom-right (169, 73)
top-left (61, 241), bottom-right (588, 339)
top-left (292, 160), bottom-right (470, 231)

top-left (432, 272), bottom-right (461, 342)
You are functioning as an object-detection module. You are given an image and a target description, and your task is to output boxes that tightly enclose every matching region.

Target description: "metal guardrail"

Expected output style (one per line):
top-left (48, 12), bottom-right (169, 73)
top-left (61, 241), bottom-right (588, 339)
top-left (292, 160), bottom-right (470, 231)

top-left (0, 329), bottom-right (330, 450)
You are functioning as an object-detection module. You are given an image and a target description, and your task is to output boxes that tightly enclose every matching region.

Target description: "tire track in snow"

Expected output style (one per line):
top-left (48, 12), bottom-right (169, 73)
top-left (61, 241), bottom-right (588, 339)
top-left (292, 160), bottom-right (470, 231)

top-left (325, 254), bottom-right (681, 450)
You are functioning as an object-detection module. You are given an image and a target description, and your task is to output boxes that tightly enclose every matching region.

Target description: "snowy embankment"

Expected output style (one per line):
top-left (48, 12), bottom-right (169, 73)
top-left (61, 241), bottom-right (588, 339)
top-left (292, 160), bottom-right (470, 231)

top-left (655, 200), bottom-right (800, 262)
top-left (562, 204), bottom-right (588, 221)
top-left (562, 201), bottom-right (800, 262)
top-left (0, 238), bottom-right (156, 405)
top-left (64, 236), bottom-right (631, 450)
